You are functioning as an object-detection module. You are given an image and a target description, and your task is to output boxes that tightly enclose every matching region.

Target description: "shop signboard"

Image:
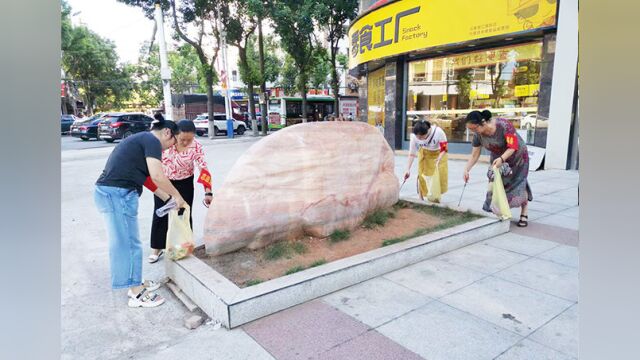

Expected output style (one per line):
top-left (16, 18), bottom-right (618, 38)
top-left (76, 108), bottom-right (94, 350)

top-left (348, 0), bottom-right (557, 69)
top-left (340, 98), bottom-right (358, 119)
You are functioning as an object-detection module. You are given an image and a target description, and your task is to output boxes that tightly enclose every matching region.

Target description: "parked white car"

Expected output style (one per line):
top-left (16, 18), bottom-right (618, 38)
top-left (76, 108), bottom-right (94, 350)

top-left (520, 114), bottom-right (549, 130)
top-left (193, 113), bottom-right (247, 136)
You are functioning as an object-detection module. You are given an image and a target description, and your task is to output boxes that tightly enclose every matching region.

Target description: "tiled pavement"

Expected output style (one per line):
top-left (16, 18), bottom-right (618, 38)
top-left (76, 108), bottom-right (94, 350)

top-left (62, 148), bottom-right (578, 359)
top-left (235, 162), bottom-right (579, 360)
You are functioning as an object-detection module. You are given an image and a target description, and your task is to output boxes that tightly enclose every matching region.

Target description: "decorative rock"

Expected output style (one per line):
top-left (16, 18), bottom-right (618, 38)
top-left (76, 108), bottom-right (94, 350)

top-left (204, 122), bottom-right (399, 256)
top-left (184, 315), bottom-right (204, 330)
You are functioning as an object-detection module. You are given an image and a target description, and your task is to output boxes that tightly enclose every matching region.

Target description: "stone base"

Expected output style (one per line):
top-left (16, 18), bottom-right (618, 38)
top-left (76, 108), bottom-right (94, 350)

top-left (166, 198), bottom-right (509, 328)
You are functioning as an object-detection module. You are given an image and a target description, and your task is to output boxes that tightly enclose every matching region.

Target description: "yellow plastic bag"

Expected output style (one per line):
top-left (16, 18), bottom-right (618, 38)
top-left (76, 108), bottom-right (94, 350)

top-left (426, 166), bottom-right (442, 203)
top-left (490, 166), bottom-right (512, 220)
top-left (166, 205), bottom-right (195, 261)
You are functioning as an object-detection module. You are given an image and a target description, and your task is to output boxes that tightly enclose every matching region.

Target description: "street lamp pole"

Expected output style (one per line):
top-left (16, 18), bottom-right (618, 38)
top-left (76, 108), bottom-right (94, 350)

top-left (154, 3), bottom-right (173, 120)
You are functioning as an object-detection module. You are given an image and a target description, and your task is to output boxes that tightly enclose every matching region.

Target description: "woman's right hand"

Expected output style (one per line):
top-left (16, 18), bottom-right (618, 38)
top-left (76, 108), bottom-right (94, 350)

top-left (463, 170), bottom-right (470, 183)
top-left (174, 195), bottom-right (186, 209)
top-left (403, 171), bottom-right (410, 181)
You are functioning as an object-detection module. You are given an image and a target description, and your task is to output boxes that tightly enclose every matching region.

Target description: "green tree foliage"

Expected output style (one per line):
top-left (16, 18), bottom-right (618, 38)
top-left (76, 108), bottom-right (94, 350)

top-left (130, 43), bottom-right (203, 107)
top-left (456, 69), bottom-right (473, 109)
top-left (61, 1), bottom-right (131, 112)
top-left (315, 0), bottom-right (359, 110)
top-left (238, 35), bottom-right (281, 92)
top-left (119, 0), bottom-right (225, 130)
top-left (278, 54), bottom-right (298, 96)
top-left (268, 0), bottom-right (319, 122)
top-left (309, 47), bottom-right (331, 91)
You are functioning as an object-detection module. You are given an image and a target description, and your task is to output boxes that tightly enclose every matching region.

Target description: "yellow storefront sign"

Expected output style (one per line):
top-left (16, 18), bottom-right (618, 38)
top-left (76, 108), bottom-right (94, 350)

top-left (367, 68), bottom-right (386, 126)
top-left (348, 0), bottom-right (557, 69)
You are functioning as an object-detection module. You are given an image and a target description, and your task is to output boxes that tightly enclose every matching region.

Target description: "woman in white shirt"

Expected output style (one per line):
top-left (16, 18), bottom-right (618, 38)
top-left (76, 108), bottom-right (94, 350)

top-left (403, 120), bottom-right (449, 201)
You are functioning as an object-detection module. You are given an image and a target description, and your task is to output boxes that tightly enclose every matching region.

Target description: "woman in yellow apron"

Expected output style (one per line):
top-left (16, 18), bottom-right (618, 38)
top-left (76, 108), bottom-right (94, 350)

top-left (403, 120), bottom-right (449, 202)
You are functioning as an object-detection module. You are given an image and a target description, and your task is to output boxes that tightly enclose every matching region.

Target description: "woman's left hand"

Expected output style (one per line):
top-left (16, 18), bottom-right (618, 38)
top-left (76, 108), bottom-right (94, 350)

top-left (492, 157), bottom-right (503, 168)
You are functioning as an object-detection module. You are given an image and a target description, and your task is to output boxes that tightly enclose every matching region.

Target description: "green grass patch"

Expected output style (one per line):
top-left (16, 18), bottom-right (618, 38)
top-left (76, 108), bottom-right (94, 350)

top-left (381, 210), bottom-right (481, 247)
top-left (309, 259), bottom-right (327, 268)
top-left (264, 241), bottom-right (308, 261)
top-left (329, 229), bottom-right (351, 243)
top-left (245, 279), bottom-right (263, 287)
top-left (284, 266), bottom-right (306, 275)
top-left (363, 209), bottom-right (395, 229)
top-left (292, 242), bottom-right (308, 254)
top-left (264, 242), bottom-right (290, 261)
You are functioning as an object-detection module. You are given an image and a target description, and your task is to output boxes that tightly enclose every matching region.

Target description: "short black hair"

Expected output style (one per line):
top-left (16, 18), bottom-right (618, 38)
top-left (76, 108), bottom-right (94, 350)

top-left (412, 120), bottom-right (431, 135)
top-left (177, 119), bottom-right (196, 133)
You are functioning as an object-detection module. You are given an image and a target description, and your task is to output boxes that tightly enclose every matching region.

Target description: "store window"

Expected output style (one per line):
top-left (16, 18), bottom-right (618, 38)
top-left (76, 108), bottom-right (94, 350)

top-left (367, 67), bottom-right (386, 127)
top-left (406, 42), bottom-right (543, 144)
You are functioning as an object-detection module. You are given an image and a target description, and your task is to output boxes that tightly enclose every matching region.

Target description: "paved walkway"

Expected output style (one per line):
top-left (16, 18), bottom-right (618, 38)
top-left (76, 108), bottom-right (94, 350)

top-left (62, 142), bottom-right (578, 360)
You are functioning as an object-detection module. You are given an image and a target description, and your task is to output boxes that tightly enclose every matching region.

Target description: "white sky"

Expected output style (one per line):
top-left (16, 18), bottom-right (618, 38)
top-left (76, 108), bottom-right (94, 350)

top-left (66, 0), bottom-right (159, 64)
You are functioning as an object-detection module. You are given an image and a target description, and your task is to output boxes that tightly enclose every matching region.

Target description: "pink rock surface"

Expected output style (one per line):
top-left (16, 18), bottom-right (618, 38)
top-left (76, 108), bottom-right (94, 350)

top-left (204, 122), bottom-right (399, 256)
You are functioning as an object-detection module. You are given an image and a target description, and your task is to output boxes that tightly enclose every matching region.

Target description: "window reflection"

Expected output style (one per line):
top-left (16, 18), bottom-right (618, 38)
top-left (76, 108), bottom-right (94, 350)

top-left (406, 42), bottom-right (543, 144)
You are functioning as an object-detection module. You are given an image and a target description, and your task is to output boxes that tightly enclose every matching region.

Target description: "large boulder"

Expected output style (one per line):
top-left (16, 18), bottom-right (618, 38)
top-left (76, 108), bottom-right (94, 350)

top-left (204, 121), bottom-right (399, 256)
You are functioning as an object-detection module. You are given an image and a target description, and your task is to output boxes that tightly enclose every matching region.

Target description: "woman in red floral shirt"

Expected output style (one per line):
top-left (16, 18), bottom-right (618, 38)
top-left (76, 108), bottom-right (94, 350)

top-left (146, 120), bottom-right (213, 263)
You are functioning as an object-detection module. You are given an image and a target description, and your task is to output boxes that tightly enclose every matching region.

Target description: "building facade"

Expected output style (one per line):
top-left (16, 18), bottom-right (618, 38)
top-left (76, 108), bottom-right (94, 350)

top-left (349, 0), bottom-right (578, 170)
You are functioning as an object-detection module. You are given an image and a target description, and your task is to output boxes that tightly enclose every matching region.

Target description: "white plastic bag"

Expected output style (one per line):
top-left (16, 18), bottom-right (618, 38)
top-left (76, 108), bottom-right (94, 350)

top-left (166, 205), bottom-right (195, 260)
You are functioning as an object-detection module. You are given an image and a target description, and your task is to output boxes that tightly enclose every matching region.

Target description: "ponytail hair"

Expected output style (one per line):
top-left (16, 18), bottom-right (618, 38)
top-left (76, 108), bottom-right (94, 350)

top-left (412, 119), bottom-right (431, 136)
top-left (150, 113), bottom-right (178, 135)
top-left (466, 110), bottom-right (487, 125)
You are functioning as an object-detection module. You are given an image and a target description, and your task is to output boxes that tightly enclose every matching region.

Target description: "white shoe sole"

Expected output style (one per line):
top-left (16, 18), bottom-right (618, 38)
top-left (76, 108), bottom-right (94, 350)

top-left (128, 297), bottom-right (165, 308)
top-left (148, 251), bottom-right (164, 263)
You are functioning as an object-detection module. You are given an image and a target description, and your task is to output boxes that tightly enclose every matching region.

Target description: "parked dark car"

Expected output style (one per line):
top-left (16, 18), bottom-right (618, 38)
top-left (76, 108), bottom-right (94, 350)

top-left (61, 115), bottom-right (76, 134)
top-left (70, 113), bottom-right (108, 141)
top-left (98, 113), bottom-right (154, 142)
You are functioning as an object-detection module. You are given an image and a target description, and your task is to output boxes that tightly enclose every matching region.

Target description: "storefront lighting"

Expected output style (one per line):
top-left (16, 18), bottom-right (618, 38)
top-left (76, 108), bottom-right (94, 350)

top-left (505, 37), bottom-right (514, 41)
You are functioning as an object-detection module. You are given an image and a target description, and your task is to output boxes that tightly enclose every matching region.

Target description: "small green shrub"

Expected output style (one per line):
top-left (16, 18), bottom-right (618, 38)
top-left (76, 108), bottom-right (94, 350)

top-left (245, 279), bottom-right (263, 287)
top-left (329, 229), bottom-right (351, 243)
top-left (264, 242), bottom-right (289, 261)
top-left (284, 266), bottom-right (305, 275)
top-left (292, 242), bottom-right (308, 254)
top-left (363, 209), bottom-right (394, 229)
top-left (309, 259), bottom-right (327, 267)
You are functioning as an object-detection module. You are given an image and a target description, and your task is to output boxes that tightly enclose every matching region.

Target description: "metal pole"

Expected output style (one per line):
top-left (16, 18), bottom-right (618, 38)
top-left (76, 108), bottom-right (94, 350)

top-left (258, 17), bottom-right (268, 136)
top-left (220, 30), bottom-right (233, 126)
top-left (154, 3), bottom-right (173, 120)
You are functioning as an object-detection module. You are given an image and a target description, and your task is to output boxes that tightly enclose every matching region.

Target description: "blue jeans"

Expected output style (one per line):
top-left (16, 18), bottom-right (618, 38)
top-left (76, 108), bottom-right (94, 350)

top-left (94, 185), bottom-right (142, 289)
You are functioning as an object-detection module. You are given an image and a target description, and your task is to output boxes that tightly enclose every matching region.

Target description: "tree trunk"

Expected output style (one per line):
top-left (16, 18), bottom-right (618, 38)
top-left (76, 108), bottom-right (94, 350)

top-left (247, 82), bottom-right (257, 136)
top-left (239, 48), bottom-right (258, 136)
top-left (206, 68), bottom-right (216, 139)
top-left (330, 46), bottom-right (340, 117)
top-left (299, 72), bottom-right (308, 123)
top-left (258, 19), bottom-right (268, 135)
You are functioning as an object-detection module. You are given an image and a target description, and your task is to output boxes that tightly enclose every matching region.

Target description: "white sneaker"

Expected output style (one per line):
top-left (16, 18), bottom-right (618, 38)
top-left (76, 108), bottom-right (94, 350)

top-left (127, 280), bottom-right (162, 298)
top-left (127, 288), bottom-right (165, 308)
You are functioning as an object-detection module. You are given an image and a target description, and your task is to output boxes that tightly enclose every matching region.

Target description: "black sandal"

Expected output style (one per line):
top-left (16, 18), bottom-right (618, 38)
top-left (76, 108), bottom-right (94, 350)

top-left (517, 215), bottom-right (528, 227)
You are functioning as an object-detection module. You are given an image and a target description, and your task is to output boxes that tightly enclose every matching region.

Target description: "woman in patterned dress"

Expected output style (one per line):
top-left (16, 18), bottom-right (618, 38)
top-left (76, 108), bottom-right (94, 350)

top-left (463, 110), bottom-right (532, 227)
top-left (146, 120), bottom-right (213, 262)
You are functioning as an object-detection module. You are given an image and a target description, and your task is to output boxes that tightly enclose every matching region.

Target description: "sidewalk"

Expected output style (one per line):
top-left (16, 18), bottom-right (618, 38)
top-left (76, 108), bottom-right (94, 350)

top-left (62, 146), bottom-right (578, 359)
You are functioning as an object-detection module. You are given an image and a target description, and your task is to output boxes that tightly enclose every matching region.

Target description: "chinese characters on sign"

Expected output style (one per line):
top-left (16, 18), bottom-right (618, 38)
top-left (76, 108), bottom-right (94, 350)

top-left (468, 23), bottom-right (511, 37)
top-left (351, 6), bottom-right (422, 58)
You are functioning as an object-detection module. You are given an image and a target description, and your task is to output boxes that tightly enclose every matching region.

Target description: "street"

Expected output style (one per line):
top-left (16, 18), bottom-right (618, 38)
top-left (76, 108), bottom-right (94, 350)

top-left (62, 137), bottom-right (578, 359)
top-left (60, 132), bottom-right (254, 151)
